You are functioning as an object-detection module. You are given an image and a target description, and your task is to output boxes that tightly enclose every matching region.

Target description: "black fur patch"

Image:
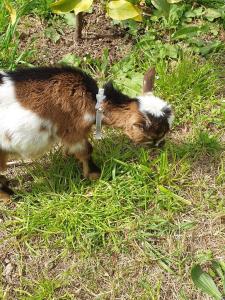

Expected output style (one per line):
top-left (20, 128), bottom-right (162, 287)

top-left (143, 104), bottom-right (172, 135)
top-left (7, 66), bottom-right (98, 100)
top-left (162, 106), bottom-right (172, 118)
top-left (88, 159), bottom-right (100, 174)
top-left (1, 184), bottom-right (14, 195)
top-left (0, 73), bottom-right (4, 84)
top-left (104, 81), bottom-right (137, 106)
top-left (146, 113), bottom-right (170, 136)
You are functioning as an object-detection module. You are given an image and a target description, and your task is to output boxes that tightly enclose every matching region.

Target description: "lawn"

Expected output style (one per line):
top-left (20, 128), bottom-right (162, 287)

top-left (0, 1), bottom-right (225, 299)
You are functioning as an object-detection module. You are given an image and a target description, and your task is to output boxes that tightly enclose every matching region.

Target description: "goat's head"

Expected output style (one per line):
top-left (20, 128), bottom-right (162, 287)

top-left (124, 68), bottom-right (174, 147)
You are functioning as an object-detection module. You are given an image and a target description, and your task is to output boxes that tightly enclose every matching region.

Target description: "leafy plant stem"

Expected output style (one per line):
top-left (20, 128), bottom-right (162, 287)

top-left (75, 11), bottom-right (82, 40)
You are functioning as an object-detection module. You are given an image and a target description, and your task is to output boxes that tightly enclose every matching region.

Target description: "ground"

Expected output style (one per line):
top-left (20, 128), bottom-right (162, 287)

top-left (18, 4), bottom-right (132, 65)
top-left (0, 1), bottom-right (225, 299)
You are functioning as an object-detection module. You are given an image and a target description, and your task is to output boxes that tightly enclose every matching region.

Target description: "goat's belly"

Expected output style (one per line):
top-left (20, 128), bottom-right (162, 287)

top-left (0, 103), bottom-right (57, 158)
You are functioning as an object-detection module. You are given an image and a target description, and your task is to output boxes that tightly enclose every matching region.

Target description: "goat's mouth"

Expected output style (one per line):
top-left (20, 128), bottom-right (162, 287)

top-left (154, 139), bottom-right (165, 147)
top-left (142, 138), bottom-right (165, 147)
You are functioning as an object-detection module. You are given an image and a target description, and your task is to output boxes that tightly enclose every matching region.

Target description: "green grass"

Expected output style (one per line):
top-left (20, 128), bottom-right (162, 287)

top-left (8, 126), bottom-right (222, 253)
top-left (0, 2), bottom-right (33, 69)
top-left (1, 53), bottom-right (224, 298)
top-left (193, 0), bottom-right (225, 8)
top-left (0, 0), bottom-right (53, 70)
top-left (11, 0), bottom-right (53, 17)
top-left (0, 2), bottom-right (225, 299)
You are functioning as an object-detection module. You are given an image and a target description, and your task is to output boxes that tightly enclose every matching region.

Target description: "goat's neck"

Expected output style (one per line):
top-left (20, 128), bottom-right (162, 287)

top-left (102, 101), bottom-right (139, 129)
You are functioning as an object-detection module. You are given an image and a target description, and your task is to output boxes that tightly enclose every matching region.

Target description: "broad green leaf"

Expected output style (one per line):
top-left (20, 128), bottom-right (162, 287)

top-left (50, 0), bottom-right (93, 14)
top-left (45, 27), bottom-right (61, 43)
top-left (212, 261), bottom-right (225, 282)
top-left (164, 44), bottom-right (178, 59)
top-left (192, 7), bottom-right (204, 17)
top-left (63, 12), bottom-right (76, 26)
top-left (74, 0), bottom-right (93, 14)
top-left (51, 0), bottom-right (80, 13)
top-left (199, 41), bottom-right (222, 56)
top-left (205, 8), bottom-right (221, 21)
top-left (151, 0), bottom-right (170, 18)
top-left (185, 7), bottom-right (204, 18)
top-left (59, 53), bottom-right (81, 66)
top-left (167, 0), bottom-right (182, 3)
top-left (220, 261), bottom-right (225, 273)
top-left (191, 264), bottom-right (222, 300)
top-left (107, 0), bottom-right (142, 21)
top-left (133, 14), bottom-right (143, 21)
top-left (4, 0), bottom-right (17, 24)
top-left (172, 26), bottom-right (201, 39)
top-left (127, 0), bottom-right (140, 4)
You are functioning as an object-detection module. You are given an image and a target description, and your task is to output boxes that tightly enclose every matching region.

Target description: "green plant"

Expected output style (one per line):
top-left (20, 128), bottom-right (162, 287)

top-left (0, 0), bottom-right (34, 69)
top-left (50, 0), bottom-right (185, 39)
top-left (59, 48), bottom-right (111, 84)
top-left (50, 0), bottom-right (143, 40)
top-left (191, 261), bottom-right (225, 299)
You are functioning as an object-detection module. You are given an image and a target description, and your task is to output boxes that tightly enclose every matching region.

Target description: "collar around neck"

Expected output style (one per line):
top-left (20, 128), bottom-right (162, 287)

top-left (95, 88), bottom-right (106, 140)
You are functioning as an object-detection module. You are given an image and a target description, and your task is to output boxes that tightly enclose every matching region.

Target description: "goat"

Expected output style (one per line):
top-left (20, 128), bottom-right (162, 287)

top-left (0, 66), bottom-right (173, 200)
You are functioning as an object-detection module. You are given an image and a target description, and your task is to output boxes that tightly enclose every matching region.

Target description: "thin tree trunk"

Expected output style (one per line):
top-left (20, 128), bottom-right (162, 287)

top-left (75, 12), bottom-right (82, 41)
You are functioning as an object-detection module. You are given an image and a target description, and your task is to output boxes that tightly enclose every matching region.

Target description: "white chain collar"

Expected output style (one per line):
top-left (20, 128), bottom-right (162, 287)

top-left (95, 88), bottom-right (106, 140)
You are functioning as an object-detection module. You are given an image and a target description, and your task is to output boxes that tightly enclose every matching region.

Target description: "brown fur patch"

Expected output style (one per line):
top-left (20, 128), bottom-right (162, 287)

top-left (0, 190), bottom-right (11, 203)
top-left (103, 101), bottom-right (148, 143)
top-left (0, 150), bottom-right (8, 171)
top-left (103, 100), bottom-right (170, 144)
top-left (6, 66), bottom-right (170, 181)
top-left (143, 68), bottom-right (155, 94)
top-left (14, 71), bottom-right (96, 144)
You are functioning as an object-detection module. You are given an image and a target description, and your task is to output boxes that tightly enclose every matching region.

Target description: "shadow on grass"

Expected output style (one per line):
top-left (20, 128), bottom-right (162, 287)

top-left (12, 130), bottom-right (223, 198)
top-left (5, 129), bottom-right (223, 254)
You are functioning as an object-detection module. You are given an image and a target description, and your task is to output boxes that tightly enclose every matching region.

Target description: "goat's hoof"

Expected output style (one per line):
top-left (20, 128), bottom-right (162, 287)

top-left (0, 175), bottom-right (14, 204)
top-left (0, 191), bottom-right (12, 204)
top-left (88, 172), bottom-right (101, 180)
top-left (0, 175), bottom-right (9, 186)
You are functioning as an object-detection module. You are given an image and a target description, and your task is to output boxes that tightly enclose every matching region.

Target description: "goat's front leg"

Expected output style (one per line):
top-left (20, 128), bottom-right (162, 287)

top-left (65, 140), bottom-right (101, 180)
top-left (0, 150), bottom-right (13, 203)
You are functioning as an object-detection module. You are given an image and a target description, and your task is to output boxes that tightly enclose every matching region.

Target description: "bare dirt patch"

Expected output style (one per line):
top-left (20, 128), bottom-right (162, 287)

top-left (18, 4), bottom-right (133, 66)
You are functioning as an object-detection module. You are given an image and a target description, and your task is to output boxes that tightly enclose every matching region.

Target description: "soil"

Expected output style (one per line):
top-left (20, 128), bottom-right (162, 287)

top-left (18, 4), bottom-right (133, 66)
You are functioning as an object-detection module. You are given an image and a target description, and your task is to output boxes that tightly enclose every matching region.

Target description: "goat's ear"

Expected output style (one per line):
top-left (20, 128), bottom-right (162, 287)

top-left (143, 67), bottom-right (156, 94)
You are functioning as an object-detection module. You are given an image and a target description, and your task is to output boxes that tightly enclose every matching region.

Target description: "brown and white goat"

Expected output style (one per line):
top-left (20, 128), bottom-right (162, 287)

top-left (0, 66), bottom-right (173, 199)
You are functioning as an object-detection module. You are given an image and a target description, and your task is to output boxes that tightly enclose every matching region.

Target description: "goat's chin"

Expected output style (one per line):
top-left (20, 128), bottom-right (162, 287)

top-left (138, 140), bottom-right (166, 148)
top-left (155, 139), bottom-right (165, 147)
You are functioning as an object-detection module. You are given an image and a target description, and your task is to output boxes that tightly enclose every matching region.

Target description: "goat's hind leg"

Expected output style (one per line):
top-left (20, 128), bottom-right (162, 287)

top-left (0, 150), bottom-right (13, 203)
top-left (65, 140), bottom-right (101, 180)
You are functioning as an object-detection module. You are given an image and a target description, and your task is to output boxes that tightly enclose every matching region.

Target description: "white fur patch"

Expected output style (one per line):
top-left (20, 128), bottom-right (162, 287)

top-left (155, 137), bottom-right (165, 147)
top-left (0, 75), bottom-right (57, 158)
top-left (137, 94), bottom-right (168, 117)
top-left (67, 141), bottom-right (85, 154)
top-left (168, 113), bottom-right (174, 129)
top-left (137, 94), bottom-right (174, 127)
top-left (83, 113), bottom-right (95, 123)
